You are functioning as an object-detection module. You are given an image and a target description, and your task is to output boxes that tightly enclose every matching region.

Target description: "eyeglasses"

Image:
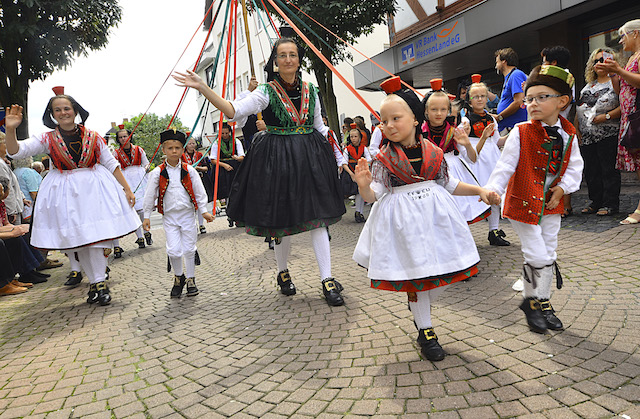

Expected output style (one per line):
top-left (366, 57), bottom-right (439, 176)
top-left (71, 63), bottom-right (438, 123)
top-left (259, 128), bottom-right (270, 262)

top-left (277, 53), bottom-right (298, 60)
top-left (594, 57), bottom-right (605, 64)
top-left (523, 94), bottom-right (564, 104)
top-left (470, 95), bottom-right (487, 100)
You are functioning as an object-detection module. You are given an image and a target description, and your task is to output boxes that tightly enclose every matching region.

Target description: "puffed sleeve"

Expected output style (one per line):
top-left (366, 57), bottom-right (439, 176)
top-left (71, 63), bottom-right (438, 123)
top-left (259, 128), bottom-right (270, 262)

top-left (7, 133), bottom-right (49, 159)
top-left (143, 168), bottom-right (160, 219)
top-left (227, 86), bottom-right (270, 123)
top-left (312, 90), bottom-right (328, 137)
top-left (97, 136), bottom-right (120, 173)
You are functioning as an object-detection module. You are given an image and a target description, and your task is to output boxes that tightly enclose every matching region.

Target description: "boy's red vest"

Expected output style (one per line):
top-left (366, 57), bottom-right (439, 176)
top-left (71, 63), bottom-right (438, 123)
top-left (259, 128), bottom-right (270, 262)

top-left (156, 162), bottom-right (198, 215)
top-left (503, 117), bottom-right (576, 225)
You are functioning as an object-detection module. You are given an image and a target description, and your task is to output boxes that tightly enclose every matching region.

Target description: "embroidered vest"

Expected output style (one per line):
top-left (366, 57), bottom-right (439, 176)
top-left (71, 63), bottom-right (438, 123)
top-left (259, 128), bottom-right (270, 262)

top-left (503, 117), bottom-right (576, 225)
top-left (182, 151), bottom-right (203, 166)
top-left (346, 144), bottom-right (365, 171)
top-left (156, 162), bottom-right (198, 215)
top-left (115, 145), bottom-right (143, 169)
top-left (46, 126), bottom-right (100, 171)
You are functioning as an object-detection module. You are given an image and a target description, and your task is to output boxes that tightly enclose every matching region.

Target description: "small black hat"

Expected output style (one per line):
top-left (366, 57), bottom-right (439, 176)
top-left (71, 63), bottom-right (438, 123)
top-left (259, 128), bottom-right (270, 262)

top-left (160, 129), bottom-right (186, 145)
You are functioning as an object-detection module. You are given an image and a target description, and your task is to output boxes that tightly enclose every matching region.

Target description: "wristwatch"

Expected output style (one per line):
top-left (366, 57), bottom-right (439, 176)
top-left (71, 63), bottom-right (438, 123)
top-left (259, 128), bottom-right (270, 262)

top-left (605, 113), bottom-right (611, 120)
top-left (497, 114), bottom-right (504, 122)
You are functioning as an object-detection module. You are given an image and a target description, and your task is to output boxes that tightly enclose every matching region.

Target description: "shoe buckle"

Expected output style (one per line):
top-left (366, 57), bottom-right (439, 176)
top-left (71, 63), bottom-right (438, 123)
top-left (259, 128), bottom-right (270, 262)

top-left (529, 299), bottom-right (541, 311)
top-left (425, 328), bottom-right (438, 340)
top-left (539, 300), bottom-right (552, 311)
top-left (324, 280), bottom-right (336, 291)
top-left (186, 278), bottom-right (196, 287)
top-left (278, 271), bottom-right (291, 283)
top-left (96, 282), bottom-right (108, 291)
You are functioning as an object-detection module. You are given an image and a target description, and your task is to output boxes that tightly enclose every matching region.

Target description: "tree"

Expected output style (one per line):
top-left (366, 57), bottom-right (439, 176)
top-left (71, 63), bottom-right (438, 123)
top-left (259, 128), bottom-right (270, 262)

top-left (122, 114), bottom-right (187, 167)
top-left (249, 0), bottom-right (396, 133)
top-left (0, 0), bottom-right (122, 138)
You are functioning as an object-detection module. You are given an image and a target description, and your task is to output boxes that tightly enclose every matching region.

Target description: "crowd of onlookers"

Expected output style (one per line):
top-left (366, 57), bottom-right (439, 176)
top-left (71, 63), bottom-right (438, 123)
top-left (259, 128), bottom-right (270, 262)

top-left (0, 133), bottom-right (61, 297)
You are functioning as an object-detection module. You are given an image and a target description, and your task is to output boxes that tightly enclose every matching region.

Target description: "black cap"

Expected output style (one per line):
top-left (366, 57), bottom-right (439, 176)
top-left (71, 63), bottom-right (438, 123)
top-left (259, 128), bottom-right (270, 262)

top-left (160, 129), bottom-right (186, 145)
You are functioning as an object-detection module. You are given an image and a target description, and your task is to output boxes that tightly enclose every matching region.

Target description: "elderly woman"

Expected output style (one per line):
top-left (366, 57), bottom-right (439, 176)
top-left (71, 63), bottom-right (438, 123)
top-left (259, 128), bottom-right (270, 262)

top-left (173, 38), bottom-right (347, 306)
top-left (11, 157), bottom-right (41, 222)
top-left (597, 19), bottom-right (640, 224)
top-left (575, 48), bottom-right (621, 216)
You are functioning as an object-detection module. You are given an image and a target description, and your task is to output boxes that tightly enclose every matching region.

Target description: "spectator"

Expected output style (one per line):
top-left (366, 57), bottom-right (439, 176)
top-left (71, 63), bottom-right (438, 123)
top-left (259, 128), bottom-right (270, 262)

top-left (32, 161), bottom-right (44, 175)
top-left (575, 48), bottom-right (621, 216)
top-left (494, 48), bottom-right (528, 133)
top-left (12, 157), bottom-right (41, 222)
top-left (342, 117), bottom-right (354, 144)
top-left (0, 134), bottom-right (26, 224)
top-left (541, 46), bottom-right (575, 120)
top-left (597, 19), bottom-right (640, 224)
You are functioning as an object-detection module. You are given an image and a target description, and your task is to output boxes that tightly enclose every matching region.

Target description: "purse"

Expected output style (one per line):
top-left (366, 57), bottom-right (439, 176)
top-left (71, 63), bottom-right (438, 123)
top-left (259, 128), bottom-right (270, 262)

top-left (621, 89), bottom-right (640, 149)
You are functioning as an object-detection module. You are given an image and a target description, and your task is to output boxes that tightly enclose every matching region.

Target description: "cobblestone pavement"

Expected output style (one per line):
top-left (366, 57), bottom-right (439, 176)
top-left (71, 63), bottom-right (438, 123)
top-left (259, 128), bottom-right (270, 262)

top-left (0, 186), bottom-right (639, 418)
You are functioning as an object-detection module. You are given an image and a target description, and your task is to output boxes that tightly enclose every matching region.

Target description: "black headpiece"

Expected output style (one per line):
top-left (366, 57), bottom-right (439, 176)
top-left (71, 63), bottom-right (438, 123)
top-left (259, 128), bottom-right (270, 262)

top-left (42, 86), bottom-right (90, 129)
top-left (160, 129), bottom-right (186, 145)
top-left (380, 76), bottom-right (424, 127)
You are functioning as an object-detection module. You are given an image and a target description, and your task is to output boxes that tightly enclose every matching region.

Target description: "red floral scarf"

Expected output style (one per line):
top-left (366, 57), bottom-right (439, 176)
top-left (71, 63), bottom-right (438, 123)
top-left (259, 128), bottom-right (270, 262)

top-left (376, 138), bottom-right (443, 184)
top-left (115, 145), bottom-right (143, 169)
top-left (46, 125), bottom-right (100, 171)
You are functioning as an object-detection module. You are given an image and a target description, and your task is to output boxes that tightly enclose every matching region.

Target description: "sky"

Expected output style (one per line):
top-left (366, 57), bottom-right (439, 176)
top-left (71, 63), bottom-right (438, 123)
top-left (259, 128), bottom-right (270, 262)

top-left (27, 0), bottom-right (209, 137)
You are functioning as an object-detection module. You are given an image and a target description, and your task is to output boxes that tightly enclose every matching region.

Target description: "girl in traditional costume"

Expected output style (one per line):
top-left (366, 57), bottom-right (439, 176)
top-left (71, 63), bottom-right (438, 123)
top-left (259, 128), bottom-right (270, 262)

top-left (342, 129), bottom-right (372, 223)
top-left (460, 76), bottom-right (510, 246)
top-left (112, 127), bottom-right (152, 256)
top-left (173, 38), bottom-right (347, 306)
top-left (353, 77), bottom-right (500, 361)
top-left (4, 88), bottom-right (141, 305)
top-left (422, 79), bottom-right (491, 225)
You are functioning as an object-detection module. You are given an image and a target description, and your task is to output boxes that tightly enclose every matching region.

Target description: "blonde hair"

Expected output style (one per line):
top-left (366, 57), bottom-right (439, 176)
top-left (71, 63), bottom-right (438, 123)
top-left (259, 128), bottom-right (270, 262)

top-left (584, 47), bottom-right (619, 84)
top-left (349, 128), bottom-right (362, 140)
top-left (468, 83), bottom-right (488, 98)
top-left (619, 19), bottom-right (640, 37)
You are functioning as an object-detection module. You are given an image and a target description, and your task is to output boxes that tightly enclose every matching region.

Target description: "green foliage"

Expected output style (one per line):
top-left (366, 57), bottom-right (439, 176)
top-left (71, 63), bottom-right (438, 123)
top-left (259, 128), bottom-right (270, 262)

top-left (0, 0), bottom-right (122, 137)
top-left (122, 114), bottom-right (187, 166)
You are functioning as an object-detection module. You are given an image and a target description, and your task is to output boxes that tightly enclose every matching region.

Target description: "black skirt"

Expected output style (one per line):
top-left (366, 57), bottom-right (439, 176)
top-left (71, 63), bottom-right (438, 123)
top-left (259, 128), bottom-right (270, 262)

top-left (227, 130), bottom-right (345, 237)
top-left (341, 170), bottom-right (359, 197)
top-left (214, 159), bottom-right (241, 200)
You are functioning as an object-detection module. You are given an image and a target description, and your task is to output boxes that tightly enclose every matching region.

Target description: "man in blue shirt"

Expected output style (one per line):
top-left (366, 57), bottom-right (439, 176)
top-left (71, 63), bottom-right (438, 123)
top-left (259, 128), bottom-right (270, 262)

top-left (494, 48), bottom-right (528, 133)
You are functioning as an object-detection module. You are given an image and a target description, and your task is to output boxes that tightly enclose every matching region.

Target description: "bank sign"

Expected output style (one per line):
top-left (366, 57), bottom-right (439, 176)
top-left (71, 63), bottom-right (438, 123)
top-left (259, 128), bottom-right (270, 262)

top-left (399, 17), bottom-right (467, 69)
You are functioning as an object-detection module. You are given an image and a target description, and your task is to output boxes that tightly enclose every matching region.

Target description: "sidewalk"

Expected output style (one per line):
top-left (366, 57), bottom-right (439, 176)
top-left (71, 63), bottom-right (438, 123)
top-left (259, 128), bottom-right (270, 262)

top-left (0, 185), bottom-right (638, 418)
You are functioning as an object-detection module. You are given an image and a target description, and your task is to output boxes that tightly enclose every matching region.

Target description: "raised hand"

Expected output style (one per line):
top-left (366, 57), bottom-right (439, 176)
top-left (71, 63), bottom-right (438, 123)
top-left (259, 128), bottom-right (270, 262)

top-left (172, 69), bottom-right (206, 90)
top-left (481, 123), bottom-right (495, 139)
top-left (353, 157), bottom-right (372, 187)
top-left (5, 105), bottom-right (23, 130)
top-left (453, 127), bottom-right (470, 147)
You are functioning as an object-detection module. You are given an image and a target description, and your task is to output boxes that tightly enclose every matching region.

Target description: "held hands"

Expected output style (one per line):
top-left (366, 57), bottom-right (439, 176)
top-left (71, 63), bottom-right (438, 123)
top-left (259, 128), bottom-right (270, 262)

top-left (353, 158), bottom-right (372, 188)
top-left (546, 186), bottom-right (564, 210)
top-left (478, 189), bottom-right (501, 206)
top-left (203, 212), bottom-right (215, 222)
top-left (143, 219), bottom-right (151, 231)
top-left (5, 105), bottom-right (23, 130)
top-left (172, 69), bottom-right (206, 92)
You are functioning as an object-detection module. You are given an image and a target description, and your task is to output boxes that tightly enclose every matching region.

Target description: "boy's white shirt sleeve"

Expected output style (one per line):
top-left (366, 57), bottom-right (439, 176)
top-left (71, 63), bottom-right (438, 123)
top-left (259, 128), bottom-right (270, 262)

top-left (143, 168), bottom-right (160, 219)
top-left (188, 165), bottom-right (209, 215)
top-left (7, 133), bottom-right (48, 159)
top-left (484, 126), bottom-right (521, 196)
top-left (556, 134), bottom-right (584, 194)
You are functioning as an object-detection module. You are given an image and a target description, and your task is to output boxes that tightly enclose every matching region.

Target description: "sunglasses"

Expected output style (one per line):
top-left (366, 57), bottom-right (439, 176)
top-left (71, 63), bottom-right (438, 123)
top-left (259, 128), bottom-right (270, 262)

top-left (594, 57), bottom-right (605, 64)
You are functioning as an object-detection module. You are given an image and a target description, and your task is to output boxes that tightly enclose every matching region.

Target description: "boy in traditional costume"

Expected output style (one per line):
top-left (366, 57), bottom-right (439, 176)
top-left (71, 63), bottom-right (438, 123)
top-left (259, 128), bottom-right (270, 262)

top-left (143, 129), bottom-right (214, 297)
top-left (485, 65), bottom-right (584, 333)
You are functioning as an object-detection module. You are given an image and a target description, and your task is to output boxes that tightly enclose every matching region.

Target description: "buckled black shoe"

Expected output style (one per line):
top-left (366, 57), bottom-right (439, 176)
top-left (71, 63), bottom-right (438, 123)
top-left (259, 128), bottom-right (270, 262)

top-left (144, 232), bottom-right (153, 246)
top-left (199, 225), bottom-right (207, 234)
top-left (95, 282), bottom-right (111, 306)
top-left (114, 246), bottom-right (124, 258)
top-left (488, 229), bottom-right (510, 246)
top-left (355, 211), bottom-right (366, 223)
top-left (519, 298), bottom-right (548, 333)
top-left (417, 328), bottom-right (446, 361)
top-left (87, 284), bottom-right (99, 304)
top-left (539, 299), bottom-right (564, 330)
top-left (277, 269), bottom-right (296, 296)
top-left (64, 271), bottom-right (83, 287)
top-left (186, 277), bottom-right (199, 296)
top-left (170, 275), bottom-right (186, 298)
top-left (322, 278), bottom-right (344, 306)
top-left (135, 237), bottom-right (145, 249)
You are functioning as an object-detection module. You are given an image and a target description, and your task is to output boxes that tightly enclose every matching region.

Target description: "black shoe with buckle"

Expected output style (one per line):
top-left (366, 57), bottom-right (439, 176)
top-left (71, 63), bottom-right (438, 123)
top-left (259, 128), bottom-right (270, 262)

top-left (417, 328), bottom-right (446, 361)
top-left (488, 229), bottom-right (510, 246)
top-left (186, 277), bottom-right (199, 296)
top-left (64, 271), bottom-right (83, 287)
top-left (539, 299), bottom-right (563, 330)
top-left (95, 281), bottom-right (111, 306)
top-left (114, 246), bottom-right (124, 258)
top-left (322, 278), bottom-right (344, 306)
top-left (144, 232), bottom-right (153, 246)
top-left (199, 225), bottom-right (207, 234)
top-left (170, 275), bottom-right (186, 298)
top-left (87, 283), bottom-right (99, 304)
top-left (277, 269), bottom-right (296, 296)
top-left (355, 211), bottom-right (366, 223)
top-left (136, 237), bottom-right (146, 249)
top-left (519, 298), bottom-right (548, 333)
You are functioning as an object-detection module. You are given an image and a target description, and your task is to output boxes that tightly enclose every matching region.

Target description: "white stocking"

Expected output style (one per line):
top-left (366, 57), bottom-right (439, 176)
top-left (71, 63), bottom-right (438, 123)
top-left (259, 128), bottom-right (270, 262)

top-left (169, 256), bottom-right (184, 276)
top-left (274, 236), bottom-right (291, 272)
top-left (355, 195), bottom-right (365, 213)
top-left (67, 252), bottom-right (82, 273)
top-left (310, 228), bottom-right (331, 280)
top-left (184, 251), bottom-right (196, 278)
top-left (488, 205), bottom-right (501, 231)
top-left (75, 247), bottom-right (108, 284)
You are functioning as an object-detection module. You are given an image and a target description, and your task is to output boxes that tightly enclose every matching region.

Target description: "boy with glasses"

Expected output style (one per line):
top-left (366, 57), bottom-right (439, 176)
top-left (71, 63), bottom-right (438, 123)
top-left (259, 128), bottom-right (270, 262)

top-left (484, 65), bottom-right (584, 334)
